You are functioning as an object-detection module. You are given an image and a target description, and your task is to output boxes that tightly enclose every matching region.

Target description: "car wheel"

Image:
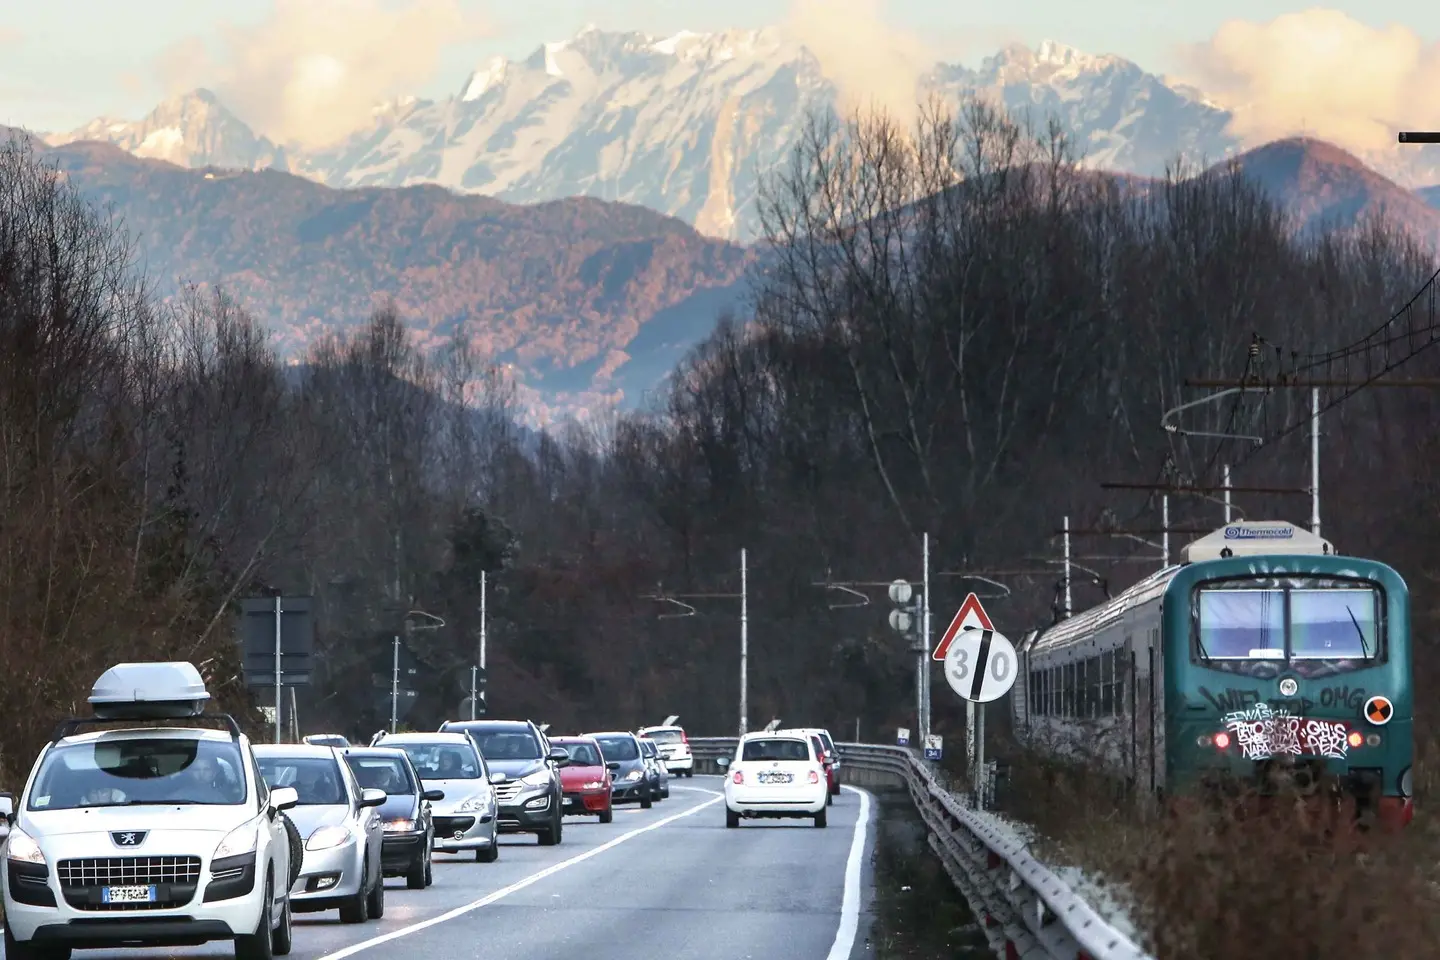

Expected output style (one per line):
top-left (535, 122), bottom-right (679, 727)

top-left (686, 769), bottom-right (694, 778)
top-left (406, 848), bottom-right (427, 889)
top-left (640, 795), bottom-right (653, 810)
top-left (599, 808), bottom-right (613, 824)
top-left (272, 891), bottom-right (293, 956)
top-left (338, 864), bottom-right (370, 923)
top-left (725, 807), bottom-right (740, 829)
top-left (282, 813), bottom-right (303, 889)
top-left (424, 856), bottom-right (433, 886)
top-left (366, 866), bottom-right (385, 919)
top-left (814, 808), bottom-right (828, 828)
top-left (478, 836), bottom-right (500, 862)
top-left (235, 875), bottom-right (275, 960)
top-left (827, 792), bottom-right (834, 807)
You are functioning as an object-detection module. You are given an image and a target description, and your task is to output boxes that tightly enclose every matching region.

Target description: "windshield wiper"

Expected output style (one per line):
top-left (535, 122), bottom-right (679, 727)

top-left (1345, 606), bottom-right (1373, 660)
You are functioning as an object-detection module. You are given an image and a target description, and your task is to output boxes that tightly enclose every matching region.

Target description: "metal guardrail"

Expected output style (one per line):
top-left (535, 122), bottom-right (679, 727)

top-left (690, 737), bottom-right (1152, 960)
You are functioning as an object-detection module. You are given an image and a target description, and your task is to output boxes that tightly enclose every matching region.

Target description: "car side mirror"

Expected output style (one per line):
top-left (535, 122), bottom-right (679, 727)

top-left (488, 772), bottom-right (507, 785)
top-left (270, 786), bottom-right (299, 811)
top-left (359, 788), bottom-right (387, 808)
top-left (715, 757), bottom-right (730, 769)
top-left (422, 789), bottom-right (444, 802)
top-left (605, 761), bottom-right (621, 771)
top-left (548, 745), bottom-right (571, 767)
top-left (0, 792), bottom-right (14, 821)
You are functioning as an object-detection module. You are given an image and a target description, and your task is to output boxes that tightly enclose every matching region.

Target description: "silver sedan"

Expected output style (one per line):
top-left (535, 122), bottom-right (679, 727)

top-left (254, 745), bottom-right (387, 923)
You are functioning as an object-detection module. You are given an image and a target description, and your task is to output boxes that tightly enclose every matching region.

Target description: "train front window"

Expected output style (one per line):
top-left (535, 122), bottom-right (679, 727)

top-left (1197, 589), bottom-right (1285, 659)
top-left (1290, 589), bottom-right (1377, 660)
top-left (1195, 582), bottom-right (1384, 664)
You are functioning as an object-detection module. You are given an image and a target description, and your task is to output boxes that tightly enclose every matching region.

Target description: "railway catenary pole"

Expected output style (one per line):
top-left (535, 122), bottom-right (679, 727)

top-left (1162, 496), bottom-right (1170, 567)
top-left (922, 533), bottom-right (933, 745)
top-left (1223, 465), bottom-right (1232, 523)
top-left (740, 548), bottom-right (748, 738)
top-left (1311, 387), bottom-right (1321, 536)
top-left (1062, 516), bottom-right (1072, 618)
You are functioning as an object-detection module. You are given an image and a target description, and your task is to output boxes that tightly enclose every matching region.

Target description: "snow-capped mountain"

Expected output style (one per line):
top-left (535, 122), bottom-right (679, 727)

top-left (49, 89), bottom-right (289, 172)
top-left (49, 27), bottom-right (1438, 241)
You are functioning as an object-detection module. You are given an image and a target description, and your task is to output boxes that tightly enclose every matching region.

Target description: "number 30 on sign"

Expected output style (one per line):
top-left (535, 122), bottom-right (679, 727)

top-left (943, 627), bottom-right (1018, 703)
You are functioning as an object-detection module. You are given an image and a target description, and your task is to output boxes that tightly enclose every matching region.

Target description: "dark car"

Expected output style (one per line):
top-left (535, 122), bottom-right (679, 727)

top-left (587, 731), bottom-right (654, 809)
top-left (439, 719), bottom-right (570, 845)
top-left (342, 746), bottom-right (443, 889)
top-left (638, 736), bottom-right (669, 800)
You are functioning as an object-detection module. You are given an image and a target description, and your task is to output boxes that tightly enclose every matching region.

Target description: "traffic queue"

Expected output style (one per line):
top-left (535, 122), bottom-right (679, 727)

top-left (0, 659), bottom-right (849, 960)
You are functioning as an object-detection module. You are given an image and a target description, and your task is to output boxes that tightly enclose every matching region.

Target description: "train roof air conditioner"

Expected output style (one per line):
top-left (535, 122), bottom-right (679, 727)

top-left (1181, 521), bottom-right (1333, 564)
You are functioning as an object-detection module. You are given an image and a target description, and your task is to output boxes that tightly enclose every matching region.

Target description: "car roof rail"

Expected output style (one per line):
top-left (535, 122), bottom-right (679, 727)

top-left (51, 713), bottom-right (243, 744)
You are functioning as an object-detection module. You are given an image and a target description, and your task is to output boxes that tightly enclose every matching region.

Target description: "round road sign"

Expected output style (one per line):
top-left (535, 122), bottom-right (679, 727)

top-left (943, 627), bottom-right (1017, 703)
top-left (888, 579), bottom-right (913, 605)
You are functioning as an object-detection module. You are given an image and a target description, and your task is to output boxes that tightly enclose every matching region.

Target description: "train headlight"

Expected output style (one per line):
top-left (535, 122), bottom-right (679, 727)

top-left (1213, 731), bottom-right (1231, 750)
top-left (1347, 731), bottom-right (1364, 749)
top-left (1399, 766), bottom-right (1412, 797)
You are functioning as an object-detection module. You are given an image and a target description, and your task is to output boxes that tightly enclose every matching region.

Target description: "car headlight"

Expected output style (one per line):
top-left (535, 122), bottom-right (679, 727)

top-left (213, 822), bottom-right (258, 860)
top-left (306, 825), bottom-right (351, 851)
top-left (455, 794), bottom-right (487, 813)
top-left (520, 770), bottom-right (549, 787)
top-left (5, 827), bottom-right (45, 865)
top-left (383, 818), bottom-right (416, 833)
top-left (582, 780), bottom-right (605, 791)
top-left (624, 770), bottom-right (644, 782)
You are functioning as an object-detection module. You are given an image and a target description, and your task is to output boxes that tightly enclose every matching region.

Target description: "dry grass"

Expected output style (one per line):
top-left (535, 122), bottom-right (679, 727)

top-left (1000, 746), bottom-right (1440, 959)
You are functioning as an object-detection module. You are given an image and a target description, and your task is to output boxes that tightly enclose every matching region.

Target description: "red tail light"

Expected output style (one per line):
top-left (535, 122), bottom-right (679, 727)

top-left (808, 770), bottom-right (821, 784)
top-left (681, 731), bottom-right (689, 744)
top-left (732, 770), bottom-right (744, 784)
top-left (1213, 731), bottom-right (1231, 749)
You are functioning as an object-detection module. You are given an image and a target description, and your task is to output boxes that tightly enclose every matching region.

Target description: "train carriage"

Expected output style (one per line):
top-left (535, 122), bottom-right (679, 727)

top-left (1012, 521), bottom-right (1413, 828)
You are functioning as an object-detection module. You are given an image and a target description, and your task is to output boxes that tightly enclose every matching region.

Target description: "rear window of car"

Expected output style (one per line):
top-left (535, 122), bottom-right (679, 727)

top-left (817, 731), bottom-right (836, 751)
top-left (345, 755), bottom-right (415, 794)
top-left (644, 729), bottom-right (684, 744)
top-left (257, 756), bottom-right (348, 805)
top-left (742, 738), bottom-right (810, 762)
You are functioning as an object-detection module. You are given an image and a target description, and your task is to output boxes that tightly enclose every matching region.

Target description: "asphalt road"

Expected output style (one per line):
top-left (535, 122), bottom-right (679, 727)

top-left (2, 778), bottom-right (877, 960)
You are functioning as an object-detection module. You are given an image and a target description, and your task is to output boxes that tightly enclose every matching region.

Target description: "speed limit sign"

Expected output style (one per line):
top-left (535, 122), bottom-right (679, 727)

top-left (943, 627), bottom-right (1017, 703)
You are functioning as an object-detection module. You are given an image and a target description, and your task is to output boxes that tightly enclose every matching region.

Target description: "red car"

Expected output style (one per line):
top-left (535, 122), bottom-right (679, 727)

top-left (551, 736), bottom-right (614, 823)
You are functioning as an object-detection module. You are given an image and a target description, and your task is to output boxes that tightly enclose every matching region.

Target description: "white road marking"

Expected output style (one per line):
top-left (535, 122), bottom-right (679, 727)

top-left (824, 785), bottom-right (872, 960)
top-left (316, 793), bottom-right (724, 960)
top-left (670, 784), bottom-right (724, 797)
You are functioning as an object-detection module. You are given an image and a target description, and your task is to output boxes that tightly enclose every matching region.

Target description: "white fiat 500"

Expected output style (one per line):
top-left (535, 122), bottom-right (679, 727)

top-left (0, 662), bottom-right (298, 960)
top-left (718, 732), bottom-right (829, 828)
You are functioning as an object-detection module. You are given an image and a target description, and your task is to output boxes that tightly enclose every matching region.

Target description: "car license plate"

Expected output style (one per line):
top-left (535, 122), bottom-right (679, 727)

top-left (758, 772), bottom-right (793, 784)
top-left (102, 885), bottom-right (156, 904)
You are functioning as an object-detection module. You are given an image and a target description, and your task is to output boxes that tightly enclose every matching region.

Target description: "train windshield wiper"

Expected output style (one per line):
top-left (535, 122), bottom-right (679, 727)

top-left (1345, 606), bottom-right (1373, 661)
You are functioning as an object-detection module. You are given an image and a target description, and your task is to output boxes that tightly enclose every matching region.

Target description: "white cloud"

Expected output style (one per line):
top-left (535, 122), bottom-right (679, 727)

top-left (156, 0), bottom-right (489, 148)
top-left (1181, 9), bottom-right (1440, 152)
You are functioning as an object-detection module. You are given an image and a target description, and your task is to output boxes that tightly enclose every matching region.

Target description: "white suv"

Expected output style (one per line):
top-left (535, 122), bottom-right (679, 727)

top-left (636, 725), bottom-right (693, 778)
top-left (1, 662), bottom-right (298, 960)
top-left (717, 732), bottom-right (828, 828)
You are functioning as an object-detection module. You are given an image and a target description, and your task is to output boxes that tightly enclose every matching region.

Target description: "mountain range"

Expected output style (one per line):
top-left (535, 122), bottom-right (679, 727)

top-left (12, 29), bottom-right (1440, 421)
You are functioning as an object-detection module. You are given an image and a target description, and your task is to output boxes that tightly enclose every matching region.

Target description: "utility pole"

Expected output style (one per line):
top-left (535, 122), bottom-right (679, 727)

top-left (1062, 516), bottom-right (1072, 618)
top-left (273, 595), bottom-right (282, 743)
top-left (922, 534), bottom-right (932, 745)
top-left (1223, 465), bottom-right (1232, 523)
top-left (1162, 496), bottom-right (1170, 567)
top-left (1310, 387), bottom-right (1321, 536)
top-left (389, 635), bottom-right (400, 733)
top-left (640, 549), bottom-right (749, 737)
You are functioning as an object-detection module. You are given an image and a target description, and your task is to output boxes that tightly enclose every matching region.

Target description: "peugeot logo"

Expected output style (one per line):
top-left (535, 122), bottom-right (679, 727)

top-left (111, 831), bottom-right (147, 847)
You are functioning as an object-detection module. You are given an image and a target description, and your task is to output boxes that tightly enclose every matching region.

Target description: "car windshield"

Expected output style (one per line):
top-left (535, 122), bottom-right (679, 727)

top-left (810, 736), bottom-right (826, 757)
top-left (559, 742), bottom-right (602, 766)
top-left (257, 756), bottom-right (348, 805)
top-left (396, 742), bottom-right (482, 779)
top-left (742, 738), bottom-right (809, 762)
top-left (593, 736), bottom-right (639, 762)
top-left (466, 730), bottom-right (543, 761)
top-left (644, 729), bottom-right (684, 744)
top-left (640, 740), bottom-right (657, 756)
top-left (345, 756), bottom-right (414, 795)
top-left (817, 732), bottom-right (836, 751)
top-left (27, 737), bottom-right (247, 811)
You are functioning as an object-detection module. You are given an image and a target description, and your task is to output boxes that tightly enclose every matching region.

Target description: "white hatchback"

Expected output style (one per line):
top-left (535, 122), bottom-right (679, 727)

top-left (718, 733), bottom-right (828, 828)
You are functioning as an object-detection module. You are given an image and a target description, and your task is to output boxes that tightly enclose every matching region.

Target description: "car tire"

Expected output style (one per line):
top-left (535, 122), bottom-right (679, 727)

top-left (827, 792), bottom-right (833, 807)
top-left (537, 810), bottom-right (561, 846)
top-left (686, 769), bottom-right (694, 778)
top-left (478, 837), bottom-right (499, 862)
top-left (6, 921), bottom-right (73, 960)
top-left (640, 795), bottom-right (653, 810)
top-left (599, 808), bottom-right (613, 824)
top-left (338, 865), bottom-right (370, 924)
top-left (814, 808), bottom-right (828, 828)
top-left (725, 807), bottom-right (740, 829)
top-left (281, 813), bottom-right (303, 889)
top-left (366, 867), bottom-right (385, 919)
top-left (407, 849), bottom-right (427, 889)
top-left (272, 892), bottom-right (293, 957)
top-left (235, 876), bottom-right (275, 960)
top-left (424, 856), bottom-right (433, 886)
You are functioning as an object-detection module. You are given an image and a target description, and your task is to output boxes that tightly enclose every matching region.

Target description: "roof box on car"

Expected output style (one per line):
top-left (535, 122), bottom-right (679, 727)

top-left (88, 661), bottom-right (211, 720)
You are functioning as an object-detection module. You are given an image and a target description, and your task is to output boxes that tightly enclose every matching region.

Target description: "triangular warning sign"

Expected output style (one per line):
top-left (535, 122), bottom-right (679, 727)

top-left (932, 593), bottom-right (994, 661)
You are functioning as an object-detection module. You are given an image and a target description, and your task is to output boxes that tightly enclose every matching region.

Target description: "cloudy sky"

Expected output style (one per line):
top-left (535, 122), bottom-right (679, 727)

top-left (0, 1), bottom-right (1436, 156)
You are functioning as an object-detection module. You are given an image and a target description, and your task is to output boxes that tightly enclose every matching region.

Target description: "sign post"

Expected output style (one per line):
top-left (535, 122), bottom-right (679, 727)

top-left (923, 735), bottom-right (943, 761)
top-left (942, 625), bottom-right (1016, 808)
top-left (933, 594), bottom-right (995, 785)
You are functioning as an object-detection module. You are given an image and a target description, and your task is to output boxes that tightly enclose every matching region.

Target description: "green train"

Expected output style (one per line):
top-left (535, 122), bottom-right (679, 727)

top-left (1012, 520), bottom-right (1413, 828)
